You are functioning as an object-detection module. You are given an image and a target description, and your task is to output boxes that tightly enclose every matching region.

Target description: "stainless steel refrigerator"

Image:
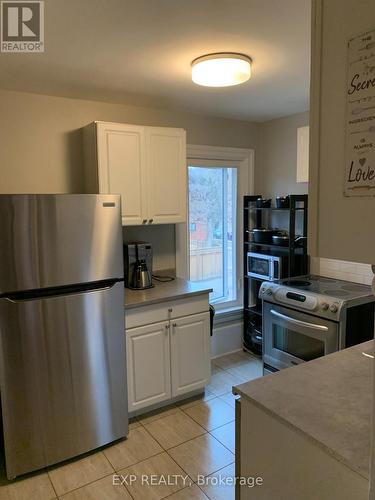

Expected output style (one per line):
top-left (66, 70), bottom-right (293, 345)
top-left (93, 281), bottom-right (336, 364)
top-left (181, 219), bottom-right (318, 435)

top-left (0, 194), bottom-right (128, 479)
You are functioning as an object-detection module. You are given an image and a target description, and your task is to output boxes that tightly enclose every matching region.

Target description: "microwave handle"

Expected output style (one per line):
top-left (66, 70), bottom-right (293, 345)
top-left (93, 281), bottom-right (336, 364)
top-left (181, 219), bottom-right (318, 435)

top-left (270, 309), bottom-right (329, 332)
top-left (270, 258), bottom-right (275, 280)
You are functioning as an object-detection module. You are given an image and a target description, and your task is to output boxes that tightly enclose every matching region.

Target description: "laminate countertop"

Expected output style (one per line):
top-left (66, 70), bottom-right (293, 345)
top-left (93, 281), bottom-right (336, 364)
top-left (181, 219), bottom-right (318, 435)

top-left (124, 277), bottom-right (212, 309)
top-left (234, 341), bottom-right (373, 479)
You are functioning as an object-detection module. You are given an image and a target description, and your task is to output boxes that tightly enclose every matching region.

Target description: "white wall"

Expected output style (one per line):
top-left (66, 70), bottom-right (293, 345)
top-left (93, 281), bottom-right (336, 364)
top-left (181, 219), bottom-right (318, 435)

top-left (211, 319), bottom-right (243, 358)
top-left (257, 111), bottom-right (309, 198)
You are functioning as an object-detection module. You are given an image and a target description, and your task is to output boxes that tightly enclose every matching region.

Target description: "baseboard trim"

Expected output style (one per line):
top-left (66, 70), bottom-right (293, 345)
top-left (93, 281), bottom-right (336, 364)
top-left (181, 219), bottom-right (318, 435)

top-left (211, 348), bottom-right (243, 360)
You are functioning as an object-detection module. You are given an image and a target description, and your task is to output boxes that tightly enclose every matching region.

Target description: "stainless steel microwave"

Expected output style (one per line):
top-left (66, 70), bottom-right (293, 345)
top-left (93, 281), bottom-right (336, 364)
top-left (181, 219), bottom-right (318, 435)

top-left (247, 252), bottom-right (287, 281)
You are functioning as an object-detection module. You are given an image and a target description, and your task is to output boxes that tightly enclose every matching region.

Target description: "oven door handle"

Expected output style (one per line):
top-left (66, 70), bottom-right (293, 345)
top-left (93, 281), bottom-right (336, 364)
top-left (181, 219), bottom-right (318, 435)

top-left (270, 309), bottom-right (329, 332)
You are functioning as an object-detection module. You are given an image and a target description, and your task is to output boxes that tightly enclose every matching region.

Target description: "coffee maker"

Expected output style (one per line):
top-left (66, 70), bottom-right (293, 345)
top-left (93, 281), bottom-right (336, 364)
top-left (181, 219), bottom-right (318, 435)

top-left (123, 242), bottom-right (153, 289)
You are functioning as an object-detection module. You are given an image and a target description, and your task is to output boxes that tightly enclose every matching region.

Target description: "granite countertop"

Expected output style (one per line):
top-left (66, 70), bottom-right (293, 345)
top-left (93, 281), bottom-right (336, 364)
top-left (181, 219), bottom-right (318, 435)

top-left (234, 341), bottom-right (373, 479)
top-left (125, 277), bottom-right (212, 309)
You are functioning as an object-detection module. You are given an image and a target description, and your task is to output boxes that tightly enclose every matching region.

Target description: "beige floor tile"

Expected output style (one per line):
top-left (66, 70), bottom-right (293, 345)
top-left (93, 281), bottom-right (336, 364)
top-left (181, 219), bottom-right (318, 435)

top-left (217, 392), bottom-right (239, 409)
top-left (0, 471), bottom-right (56, 500)
top-left (138, 405), bottom-right (181, 425)
top-left (225, 360), bottom-right (263, 382)
top-left (103, 427), bottom-right (163, 471)
top-left (210, 362), bottom-right (224, 375)
top-left (59, 474), bottom-right (131, 499)
top-left (168, 434), bottom-right (233, 482)
top-left (129, 418), bottom-right (141, 431)
top-left (118, 452), bottom-right (191, 500)
top-left (210, 422), bottom-right (235, 453)
top-left (182, 399), bottom-right (234, 431)
top-left (166, 484), bottom-right (208, 499)
top-left (206, 370), bottom-right (243, 397)
top-left (212, 351), bottom-right (252, 370)
top-left (48, 452), bottom-right (113, 497)
top-left (176, 391), bottom-right (216, 411)
top-left (199, 463), bottom-right (235, 500)
top-left (144, 411), bottom-right (206, 449)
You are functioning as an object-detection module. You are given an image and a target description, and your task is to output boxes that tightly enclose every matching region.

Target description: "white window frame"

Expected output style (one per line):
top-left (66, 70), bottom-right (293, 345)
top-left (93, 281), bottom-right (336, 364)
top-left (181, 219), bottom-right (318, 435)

top-left (176, 144), bottom-right (255, 313)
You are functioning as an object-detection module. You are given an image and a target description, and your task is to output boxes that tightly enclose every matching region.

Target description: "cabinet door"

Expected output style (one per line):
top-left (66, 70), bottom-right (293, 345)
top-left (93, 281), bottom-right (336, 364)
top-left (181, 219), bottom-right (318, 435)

top-left (96, 123), bottom-right (147, 225)
top-left (145, 127), bottom-right (187, 224)
top-left (170, 312), bottom-right (211, 397)
top-left (126, 321), bottom-right (171, 412)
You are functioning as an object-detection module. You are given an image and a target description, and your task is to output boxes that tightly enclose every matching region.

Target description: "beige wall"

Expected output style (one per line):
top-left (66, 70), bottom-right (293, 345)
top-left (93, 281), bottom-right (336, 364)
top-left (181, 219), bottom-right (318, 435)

top-left (0, 89), bottom-right (309, 269)
top-left (0, 89), bottom-right (260, 270)
top-left (309, 0), bottom-right (375, 264)
top-left (257, 111), bottom-right (309, 198)
top-left (0, 89), bottom-right (259, 194)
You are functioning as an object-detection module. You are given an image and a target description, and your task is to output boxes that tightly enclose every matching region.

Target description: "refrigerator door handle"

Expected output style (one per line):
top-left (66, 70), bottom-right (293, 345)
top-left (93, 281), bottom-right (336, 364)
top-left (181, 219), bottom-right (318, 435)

top-left (1, 279), bottom-right (123, 303)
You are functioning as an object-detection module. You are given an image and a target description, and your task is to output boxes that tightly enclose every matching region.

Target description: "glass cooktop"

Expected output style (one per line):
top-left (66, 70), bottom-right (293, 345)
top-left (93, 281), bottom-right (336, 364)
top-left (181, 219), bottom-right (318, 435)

top-left (278, 275), bottom-right (373, 301)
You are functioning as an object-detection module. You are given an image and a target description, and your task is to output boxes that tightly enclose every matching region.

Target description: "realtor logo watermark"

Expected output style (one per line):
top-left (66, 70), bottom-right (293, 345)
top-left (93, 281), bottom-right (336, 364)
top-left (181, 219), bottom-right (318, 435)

top-left (1, 1), bottom-right (44, 52)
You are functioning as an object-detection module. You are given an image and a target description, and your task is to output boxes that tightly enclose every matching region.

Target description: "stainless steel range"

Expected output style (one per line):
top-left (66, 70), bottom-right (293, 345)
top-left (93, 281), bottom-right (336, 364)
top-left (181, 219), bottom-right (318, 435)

top-left (259, 275), bottom-right (375, 374)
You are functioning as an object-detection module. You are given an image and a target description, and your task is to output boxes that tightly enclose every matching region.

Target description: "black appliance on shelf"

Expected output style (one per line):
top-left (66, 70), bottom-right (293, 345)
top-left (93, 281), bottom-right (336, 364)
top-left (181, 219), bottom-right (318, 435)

top-left (243, 194), bottom-right (309, 356)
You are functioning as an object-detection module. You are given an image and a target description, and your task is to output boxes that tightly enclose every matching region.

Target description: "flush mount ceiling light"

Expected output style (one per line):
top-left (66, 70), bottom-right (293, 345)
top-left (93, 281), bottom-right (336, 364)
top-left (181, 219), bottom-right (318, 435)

top-left (191, 52), bottom-right (252, 87)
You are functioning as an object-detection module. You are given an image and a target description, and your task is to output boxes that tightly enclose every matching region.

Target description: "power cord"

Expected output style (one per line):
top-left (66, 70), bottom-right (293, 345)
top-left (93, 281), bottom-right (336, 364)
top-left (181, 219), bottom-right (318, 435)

top-left (152, 274), bottom-right (175, 283)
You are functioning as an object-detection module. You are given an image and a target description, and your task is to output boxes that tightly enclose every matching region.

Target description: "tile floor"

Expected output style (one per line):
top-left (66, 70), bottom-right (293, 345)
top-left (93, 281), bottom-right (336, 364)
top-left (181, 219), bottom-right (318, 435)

top-left (0, 350), bottom-right (262, 500)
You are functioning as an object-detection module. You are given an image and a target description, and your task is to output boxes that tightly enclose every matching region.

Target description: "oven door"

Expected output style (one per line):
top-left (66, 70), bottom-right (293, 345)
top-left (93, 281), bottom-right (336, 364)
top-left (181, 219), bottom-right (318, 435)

top-left (263, 303), bottom-right (339, 371)
top-left (247, 253), bottom-right (275, 280)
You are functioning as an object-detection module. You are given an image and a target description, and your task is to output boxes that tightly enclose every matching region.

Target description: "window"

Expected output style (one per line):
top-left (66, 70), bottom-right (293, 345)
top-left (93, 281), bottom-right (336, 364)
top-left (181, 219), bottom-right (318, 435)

top-left (176, 146), bottom-right (254, 311)
top-left (188, 166), bottom-right (237, 304)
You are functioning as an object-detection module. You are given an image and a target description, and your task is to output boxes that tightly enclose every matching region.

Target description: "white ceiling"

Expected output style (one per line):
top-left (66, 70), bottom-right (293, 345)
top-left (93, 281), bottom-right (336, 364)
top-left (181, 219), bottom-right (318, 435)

top-left (0, 0), bottom-right (311, 122)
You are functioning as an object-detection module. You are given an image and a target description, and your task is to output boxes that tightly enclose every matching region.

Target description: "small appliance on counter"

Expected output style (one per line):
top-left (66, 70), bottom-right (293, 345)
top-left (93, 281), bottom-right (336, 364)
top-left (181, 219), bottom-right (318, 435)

top-left (123, 241), bottom-right (153, 289)
top-left (259, 275), bottom-right (375, 374)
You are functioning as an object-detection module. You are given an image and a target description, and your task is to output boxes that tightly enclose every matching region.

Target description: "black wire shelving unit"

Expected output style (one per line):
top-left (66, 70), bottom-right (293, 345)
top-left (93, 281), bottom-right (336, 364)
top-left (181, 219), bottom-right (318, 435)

top-left (243, 194), bottom-right (309, 356)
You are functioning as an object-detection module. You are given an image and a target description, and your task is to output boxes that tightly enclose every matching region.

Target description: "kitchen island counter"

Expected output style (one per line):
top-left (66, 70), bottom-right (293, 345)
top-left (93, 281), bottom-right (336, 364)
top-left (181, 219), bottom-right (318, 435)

top-left (125, 277), bottom-right (212, 309)
top-left (234, 341), bottom-right (373, 480)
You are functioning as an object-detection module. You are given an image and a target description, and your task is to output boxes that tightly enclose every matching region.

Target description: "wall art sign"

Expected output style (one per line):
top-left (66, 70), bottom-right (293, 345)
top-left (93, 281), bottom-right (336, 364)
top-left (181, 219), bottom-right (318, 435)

top-left (344, 29), bottom-right (375, 196)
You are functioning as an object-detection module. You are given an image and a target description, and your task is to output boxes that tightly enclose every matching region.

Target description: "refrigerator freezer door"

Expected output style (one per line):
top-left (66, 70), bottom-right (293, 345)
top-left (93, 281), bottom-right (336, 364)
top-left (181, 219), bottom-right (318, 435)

top-left (0, 194), bottom-right (123, 294)
top-left (0, 281), bottom-right (127, 478)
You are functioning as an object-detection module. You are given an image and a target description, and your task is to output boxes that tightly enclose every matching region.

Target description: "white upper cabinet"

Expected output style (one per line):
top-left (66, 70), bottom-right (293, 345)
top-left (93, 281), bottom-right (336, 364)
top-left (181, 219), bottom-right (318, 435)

top-left (97, 122), bottom-right (147, 225)
top-left (146, 127), bottom-right (187, 224)
top-left (83, 121), bottom-right (187, 226)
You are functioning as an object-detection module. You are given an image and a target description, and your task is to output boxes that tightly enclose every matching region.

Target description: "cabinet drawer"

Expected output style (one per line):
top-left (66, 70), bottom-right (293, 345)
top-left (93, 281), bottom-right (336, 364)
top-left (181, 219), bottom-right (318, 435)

top-left (125, 294), bottom-right (209, 329)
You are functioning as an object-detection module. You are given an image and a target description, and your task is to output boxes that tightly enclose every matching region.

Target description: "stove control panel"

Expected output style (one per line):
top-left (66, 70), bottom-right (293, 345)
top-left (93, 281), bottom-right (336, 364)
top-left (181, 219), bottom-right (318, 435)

top-left (259, 283), bottom-right (343, 320)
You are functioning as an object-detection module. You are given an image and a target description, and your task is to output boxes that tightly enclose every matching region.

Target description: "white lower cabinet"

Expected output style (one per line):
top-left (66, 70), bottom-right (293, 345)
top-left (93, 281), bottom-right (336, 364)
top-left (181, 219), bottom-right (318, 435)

top-left (170, 313), bottom-right (211, 397)
top-left (126, 320), bottom-right (171, 412)
top-left (125, 300), bottom-right (211, 413)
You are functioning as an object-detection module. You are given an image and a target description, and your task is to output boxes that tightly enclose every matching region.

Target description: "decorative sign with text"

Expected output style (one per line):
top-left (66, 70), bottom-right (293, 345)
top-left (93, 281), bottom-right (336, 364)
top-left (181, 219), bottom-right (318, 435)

top-left (345, 29), bottom-right (375, 196)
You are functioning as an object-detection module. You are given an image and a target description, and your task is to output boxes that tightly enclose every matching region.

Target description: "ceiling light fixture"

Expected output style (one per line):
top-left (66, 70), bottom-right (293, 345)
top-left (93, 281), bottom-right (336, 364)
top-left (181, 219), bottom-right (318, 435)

top-left (191, 52), bottom-right (252, 87)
